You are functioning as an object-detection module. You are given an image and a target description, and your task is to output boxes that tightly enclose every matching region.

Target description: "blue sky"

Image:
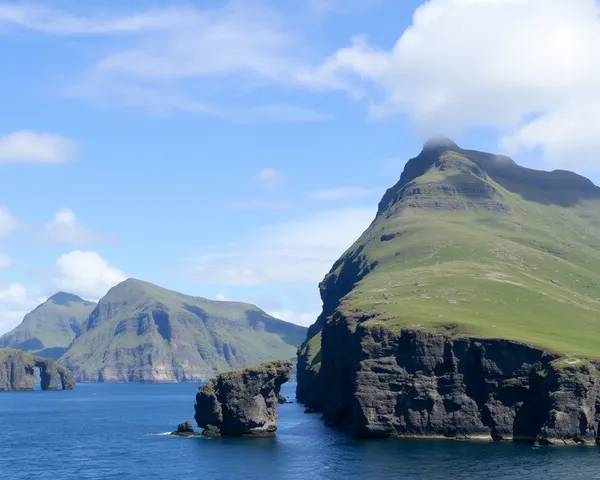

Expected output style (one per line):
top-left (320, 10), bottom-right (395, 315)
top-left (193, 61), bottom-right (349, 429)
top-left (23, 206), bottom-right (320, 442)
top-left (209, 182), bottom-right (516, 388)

top-left (0, 0), bottom-right (599, 333)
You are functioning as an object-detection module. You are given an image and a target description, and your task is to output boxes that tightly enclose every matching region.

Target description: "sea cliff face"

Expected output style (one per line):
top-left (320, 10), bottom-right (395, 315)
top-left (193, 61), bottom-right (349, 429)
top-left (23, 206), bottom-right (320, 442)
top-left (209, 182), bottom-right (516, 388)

top-left (300, 317), bottom-right (600, 445)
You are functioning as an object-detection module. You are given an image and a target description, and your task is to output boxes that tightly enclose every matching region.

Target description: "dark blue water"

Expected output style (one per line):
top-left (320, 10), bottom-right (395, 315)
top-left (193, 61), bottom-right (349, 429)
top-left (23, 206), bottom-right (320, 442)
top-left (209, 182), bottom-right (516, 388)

top-left (1, 382), bottom-right (599, 479)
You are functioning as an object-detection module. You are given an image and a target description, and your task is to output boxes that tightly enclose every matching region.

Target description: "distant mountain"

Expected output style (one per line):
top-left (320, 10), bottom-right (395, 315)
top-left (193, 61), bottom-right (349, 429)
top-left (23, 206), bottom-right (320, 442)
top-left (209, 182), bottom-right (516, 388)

top-left (59, 278), bottom-right (307, 382)
top-left (0, 293), bottom-right (96, 359)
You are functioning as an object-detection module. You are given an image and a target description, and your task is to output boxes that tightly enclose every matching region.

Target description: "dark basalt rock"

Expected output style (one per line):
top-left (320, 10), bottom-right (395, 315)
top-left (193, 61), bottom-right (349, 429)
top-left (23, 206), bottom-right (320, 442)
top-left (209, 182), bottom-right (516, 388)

top-left (0, 349), bottom-right (76, 391)
top-left (299, 318), bottom-right (600, 445)
top-left (170, 420), bottom-right (200, 437)
top-left (194, 360), bottom-right (293, 436)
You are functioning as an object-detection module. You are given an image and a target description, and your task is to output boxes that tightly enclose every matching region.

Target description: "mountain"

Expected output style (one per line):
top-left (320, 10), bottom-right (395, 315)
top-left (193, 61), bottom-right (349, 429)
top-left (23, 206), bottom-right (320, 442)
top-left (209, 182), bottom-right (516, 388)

top-left (59, 278), bottom-right (307, 382)
top-left (0, 293), bottom-right (96, 359)
top-left (297, 139), bottom-right (600, 444)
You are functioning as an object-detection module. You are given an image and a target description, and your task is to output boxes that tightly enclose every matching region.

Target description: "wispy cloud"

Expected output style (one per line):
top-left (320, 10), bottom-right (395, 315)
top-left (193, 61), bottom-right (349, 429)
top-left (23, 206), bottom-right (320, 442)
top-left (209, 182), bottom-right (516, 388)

top-left (255, 168), bottom-right (286, 189)
top-left (0, 3), bottom-right (194, 35)
top-left (185, 207), bottom-right (375, 286)
top-left (251, 104), bottom-right (333, 123)
top-left (0, 254), bottom-right (12, 270)
top-left (0, 206), bottom-right (18, 237)
top-left (44, 208), bottom-right (113, 246)
top-left (0, 2), bottom-right (320, 119)
top-left (307, 186), bottom-right (382, 201)
top-left (0, 131), bottom-right (77, 164)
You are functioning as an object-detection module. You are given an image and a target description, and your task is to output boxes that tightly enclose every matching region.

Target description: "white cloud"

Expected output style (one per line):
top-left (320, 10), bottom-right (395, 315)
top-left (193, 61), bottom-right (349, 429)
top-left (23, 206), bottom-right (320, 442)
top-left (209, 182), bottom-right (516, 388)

top-left (307, 186), bottom-right (382, 200)
top-left (267, 308), bottom-right (321, 327)
top-left (0, 284), bottom-right (44, 335)
top-left (214, 293), bottom-right (227, 301)
top-left (44, 208), bottom-right (109, 245)
top-left (255, 168), bottom-right (286, 189)
top-left (0, 131), bottom-right (77, 164)
top-left (187, 207), bottom-right (375, 286)
top-left (54, 250), bottom-right (126, 300)
top-left (1, 2), bottom-right (308, 114)
top-left (0, 254), bottom-right (12, 270)
top-left (0, 3), bottom-right (194, 35)
top-left (305, 0), bottom-right (600, 169)
top-left (0, 2), bottom-right (339, 122)
top-left (252, 104), bottom-right (333, 123)
top-left (0, 206), bottom-right (18, 237)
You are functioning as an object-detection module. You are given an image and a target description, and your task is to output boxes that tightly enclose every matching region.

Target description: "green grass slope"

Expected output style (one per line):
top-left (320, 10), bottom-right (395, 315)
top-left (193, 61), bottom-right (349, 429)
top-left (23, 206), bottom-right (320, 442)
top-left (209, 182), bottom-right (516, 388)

top-left (0, 293), bottom-right (96, 359)
top-left (60, 278), bottom-right (307, 381)
top-left (302, 139), bottom-right (600, 368)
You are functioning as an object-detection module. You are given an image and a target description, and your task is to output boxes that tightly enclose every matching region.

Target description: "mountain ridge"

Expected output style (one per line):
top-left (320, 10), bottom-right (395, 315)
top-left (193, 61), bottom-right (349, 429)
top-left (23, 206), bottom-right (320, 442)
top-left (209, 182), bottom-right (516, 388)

top-left (60, 278), bottom-right (306, 382)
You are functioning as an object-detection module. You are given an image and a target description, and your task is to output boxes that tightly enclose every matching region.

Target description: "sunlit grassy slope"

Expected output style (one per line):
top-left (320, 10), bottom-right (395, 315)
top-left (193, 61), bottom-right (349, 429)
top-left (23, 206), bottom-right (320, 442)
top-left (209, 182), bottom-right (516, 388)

top-left (60, 278), bottom-right (307, 380)
top-left (313, 140), bottom-right (600, 360)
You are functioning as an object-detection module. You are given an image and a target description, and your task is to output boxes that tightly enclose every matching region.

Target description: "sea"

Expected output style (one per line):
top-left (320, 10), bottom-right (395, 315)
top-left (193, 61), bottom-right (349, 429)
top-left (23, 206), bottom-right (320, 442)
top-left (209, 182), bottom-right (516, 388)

top-left (1, 381), bottom-right (599, 479)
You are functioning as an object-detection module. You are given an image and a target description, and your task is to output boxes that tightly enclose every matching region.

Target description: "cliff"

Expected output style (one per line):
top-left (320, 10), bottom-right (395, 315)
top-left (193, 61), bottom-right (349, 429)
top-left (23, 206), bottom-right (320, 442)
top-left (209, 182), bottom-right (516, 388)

top-left (194, 360), bottom-right (293, 436)
top-left (297, 139), bottom-right (600, 445)
top-left (59, 278), bottom-right (306, 382)
top-left (0, 349), bottom-right (76, 391)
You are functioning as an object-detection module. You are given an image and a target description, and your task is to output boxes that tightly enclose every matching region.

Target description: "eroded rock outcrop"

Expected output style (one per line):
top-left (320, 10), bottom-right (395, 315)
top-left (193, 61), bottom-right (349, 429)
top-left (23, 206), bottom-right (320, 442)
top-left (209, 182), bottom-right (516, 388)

top-left (194, 360), bottom-right (292, 436)
top-left (170, 420), bottom-right (200, 437)
top-left (0, 349), bottom-right (76, 391)
top-left (300, 319), bottom-right (600, 445)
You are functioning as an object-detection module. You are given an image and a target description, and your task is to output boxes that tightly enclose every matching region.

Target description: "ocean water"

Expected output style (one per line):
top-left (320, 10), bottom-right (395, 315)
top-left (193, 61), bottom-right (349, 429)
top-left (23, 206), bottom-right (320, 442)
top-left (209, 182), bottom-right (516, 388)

top-left (1, 382), bottom-right (599, 480)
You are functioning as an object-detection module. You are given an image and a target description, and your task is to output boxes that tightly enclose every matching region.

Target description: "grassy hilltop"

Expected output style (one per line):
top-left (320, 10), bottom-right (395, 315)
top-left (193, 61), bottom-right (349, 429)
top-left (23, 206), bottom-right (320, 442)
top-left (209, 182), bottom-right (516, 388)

top-left (302, 139), bottom-right (600, 367)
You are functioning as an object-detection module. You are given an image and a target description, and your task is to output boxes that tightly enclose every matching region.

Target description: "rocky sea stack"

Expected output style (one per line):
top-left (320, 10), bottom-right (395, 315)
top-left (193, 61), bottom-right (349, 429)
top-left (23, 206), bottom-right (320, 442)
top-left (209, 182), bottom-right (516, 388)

top-left (170, 420), bottom-right (201, 437)
top-left (0, 348), bottom-right (76, 390)
top-left (194, 360), bottom-right (293, 436)
top-left (297, 139), bottom-right (600, 445)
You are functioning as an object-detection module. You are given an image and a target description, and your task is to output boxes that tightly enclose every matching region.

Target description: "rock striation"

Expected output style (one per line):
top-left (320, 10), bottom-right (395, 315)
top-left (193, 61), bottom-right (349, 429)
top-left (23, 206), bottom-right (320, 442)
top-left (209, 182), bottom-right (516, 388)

top-left (302, 321), bottom-right (600, 445)
top-left (0, 349), bottom-right (76, 391)
top-left (194, 360), bottom-right (293, 436)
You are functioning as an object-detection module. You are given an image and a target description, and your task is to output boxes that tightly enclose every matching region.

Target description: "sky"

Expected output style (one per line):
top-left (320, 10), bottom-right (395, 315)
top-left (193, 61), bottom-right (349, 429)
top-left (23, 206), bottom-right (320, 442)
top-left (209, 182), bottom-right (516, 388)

top-left (0, 0), bottom-right (599, 334)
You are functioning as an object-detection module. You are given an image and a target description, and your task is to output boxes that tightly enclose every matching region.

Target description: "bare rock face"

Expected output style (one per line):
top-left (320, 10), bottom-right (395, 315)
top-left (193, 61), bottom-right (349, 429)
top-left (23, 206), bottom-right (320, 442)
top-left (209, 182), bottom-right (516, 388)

top-left (194, 360), bottom-right (293, 436)
top-left (0, 349), bottom-right (76, 391)
top-left (170, 420), bottom-right (200, 437)
top-left (299, 319), bottom-right (600, 445)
